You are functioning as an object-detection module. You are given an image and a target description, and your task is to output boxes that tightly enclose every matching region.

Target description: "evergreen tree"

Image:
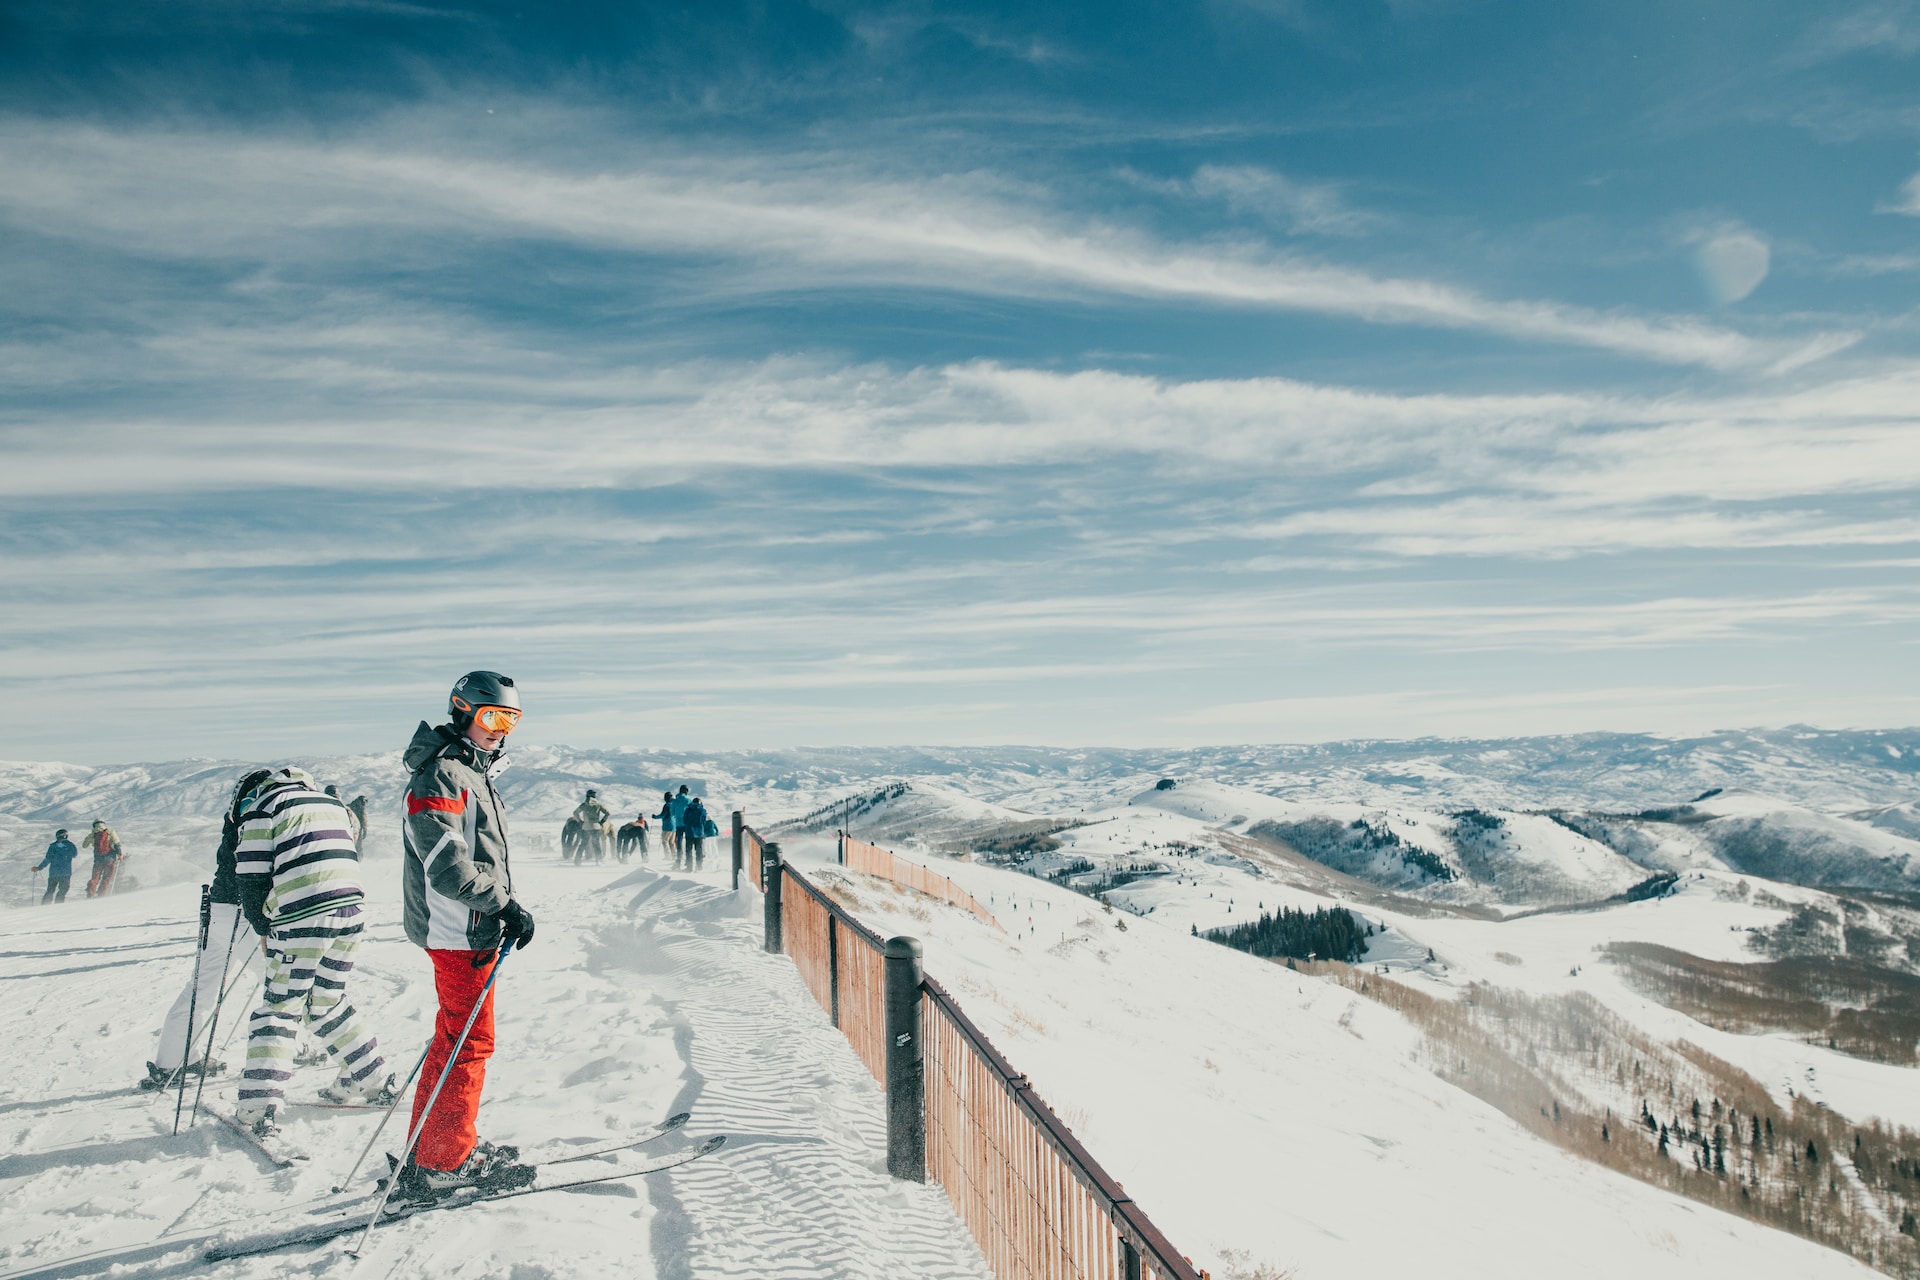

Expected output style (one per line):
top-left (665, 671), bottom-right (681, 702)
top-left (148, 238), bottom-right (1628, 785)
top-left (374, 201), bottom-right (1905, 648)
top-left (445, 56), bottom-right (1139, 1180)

top-left (1202, 904), bottom-right (1367, 963)
top-left (1806, 1139), bottom-right (1819, 1165)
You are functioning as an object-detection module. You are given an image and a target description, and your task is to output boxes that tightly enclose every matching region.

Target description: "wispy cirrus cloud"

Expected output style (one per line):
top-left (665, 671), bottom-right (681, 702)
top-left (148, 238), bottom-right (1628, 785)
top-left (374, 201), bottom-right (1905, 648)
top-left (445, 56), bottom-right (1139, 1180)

top-left (0, 118), bottom-right (1851, 371)
top-left (1135, 163), bottom-right (1387, 237)
top-left (1889, 170), bottom-right (1920, 214)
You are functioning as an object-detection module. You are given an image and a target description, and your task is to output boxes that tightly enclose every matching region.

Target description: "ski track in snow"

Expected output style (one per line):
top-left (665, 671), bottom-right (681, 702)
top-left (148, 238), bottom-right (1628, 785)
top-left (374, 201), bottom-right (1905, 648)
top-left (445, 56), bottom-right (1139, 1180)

top-left (0, 859), bottom-right (987, 1280)
top-left (585, 869), bottom-right (989, 1280)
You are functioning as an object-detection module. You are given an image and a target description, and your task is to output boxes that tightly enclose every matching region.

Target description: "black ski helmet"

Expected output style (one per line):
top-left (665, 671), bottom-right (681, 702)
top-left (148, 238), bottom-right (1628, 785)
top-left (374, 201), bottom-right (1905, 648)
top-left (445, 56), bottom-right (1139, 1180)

top-left (586, 789), bottom-right (598, 799)
top-left (230, 768), bottom-right (274, 821)
top-left (449, 671), bottom-right (519, 728)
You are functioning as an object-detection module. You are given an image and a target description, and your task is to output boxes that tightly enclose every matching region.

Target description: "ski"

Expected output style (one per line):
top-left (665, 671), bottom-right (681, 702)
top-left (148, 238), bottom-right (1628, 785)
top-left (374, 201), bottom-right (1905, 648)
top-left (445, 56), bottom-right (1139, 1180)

top-left (211, 1110), bottom-right (309, 1168)
top-left (0, 1116), bottom-right (703, 1279)
top-left (538, 1110), bottom-right (690, 1166)
top-left (204, 1135), bottom-right (726, 1262)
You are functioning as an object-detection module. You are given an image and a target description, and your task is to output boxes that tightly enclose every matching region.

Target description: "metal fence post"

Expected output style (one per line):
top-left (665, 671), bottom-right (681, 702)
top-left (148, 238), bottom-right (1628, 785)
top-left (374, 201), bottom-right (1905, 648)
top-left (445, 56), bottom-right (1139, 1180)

top-left (884, 935), bottom-right (926, 1182)
top-left (731, 809), bottom-right (744, 892)
top-left (828, 917), bottom-right (841, 1028)
top-left (1122, 1240), bottom-right (1142, 1280)
top-left (762, 841), bottom-right (783, 954)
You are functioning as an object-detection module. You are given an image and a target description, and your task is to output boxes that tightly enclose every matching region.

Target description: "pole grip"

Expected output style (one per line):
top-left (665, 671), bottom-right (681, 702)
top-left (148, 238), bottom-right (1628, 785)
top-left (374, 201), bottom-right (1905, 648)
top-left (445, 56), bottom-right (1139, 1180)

top-left (884, 935), bottom-right (926, 1182)
top-left (197, 884), bottom-right (213, 950)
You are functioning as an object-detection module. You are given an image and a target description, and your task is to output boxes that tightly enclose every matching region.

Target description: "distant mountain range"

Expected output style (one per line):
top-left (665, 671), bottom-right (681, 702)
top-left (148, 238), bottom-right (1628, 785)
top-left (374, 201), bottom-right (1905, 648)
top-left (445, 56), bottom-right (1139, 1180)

top-left (3, 726), bottom-right (1916, 909)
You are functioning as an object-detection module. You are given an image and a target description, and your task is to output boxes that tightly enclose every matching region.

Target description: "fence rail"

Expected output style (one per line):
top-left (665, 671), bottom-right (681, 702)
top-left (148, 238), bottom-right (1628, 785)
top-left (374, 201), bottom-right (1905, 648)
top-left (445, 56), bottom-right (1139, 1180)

top-left (744, 823), bottom-right (1202, 1280)
top-left (744, 825), bottom-right (766, 892)
top-left (840, 835), bottom-right (1005, 931)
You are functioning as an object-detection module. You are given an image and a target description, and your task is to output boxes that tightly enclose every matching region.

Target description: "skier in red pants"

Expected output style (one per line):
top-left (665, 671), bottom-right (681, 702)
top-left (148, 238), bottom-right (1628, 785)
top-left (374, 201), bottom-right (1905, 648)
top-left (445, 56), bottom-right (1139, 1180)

top-left (392, 671), bottom-right (537, 1201)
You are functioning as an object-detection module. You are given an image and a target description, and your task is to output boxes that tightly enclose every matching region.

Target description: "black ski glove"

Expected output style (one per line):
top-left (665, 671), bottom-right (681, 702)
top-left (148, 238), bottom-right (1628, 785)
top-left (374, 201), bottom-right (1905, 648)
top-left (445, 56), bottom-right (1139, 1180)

top-left (237, 877), bottom-right (272, 937)
top-left (497, 898), bottom-right (535, 951)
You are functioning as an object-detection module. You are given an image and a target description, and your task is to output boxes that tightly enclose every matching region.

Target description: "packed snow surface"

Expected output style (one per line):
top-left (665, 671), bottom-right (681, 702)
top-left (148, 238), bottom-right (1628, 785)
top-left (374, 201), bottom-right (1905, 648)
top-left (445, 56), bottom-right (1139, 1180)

top-left (0, 851), bottom-right (989, 1280)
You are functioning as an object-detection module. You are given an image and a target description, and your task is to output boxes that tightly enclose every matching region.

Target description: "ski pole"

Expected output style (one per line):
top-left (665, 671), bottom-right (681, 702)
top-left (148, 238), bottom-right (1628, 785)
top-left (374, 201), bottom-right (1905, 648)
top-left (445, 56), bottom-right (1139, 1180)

top-left (173, 886), bottom-right (213, 1134)
top-left (331, 1029), bottom-right (435, 1193)
top-left (349, 945), bottom-right (511, 1257)
top-left (188, 906), bottom-right (248, 1130)
top-left (216, 943), bottom-right (265, 1056)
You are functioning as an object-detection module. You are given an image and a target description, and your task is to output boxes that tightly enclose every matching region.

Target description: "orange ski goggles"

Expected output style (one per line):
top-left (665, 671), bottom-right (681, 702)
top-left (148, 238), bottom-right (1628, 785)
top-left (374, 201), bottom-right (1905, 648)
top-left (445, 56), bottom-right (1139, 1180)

top-left (471, 705), bottom-right (522, 734)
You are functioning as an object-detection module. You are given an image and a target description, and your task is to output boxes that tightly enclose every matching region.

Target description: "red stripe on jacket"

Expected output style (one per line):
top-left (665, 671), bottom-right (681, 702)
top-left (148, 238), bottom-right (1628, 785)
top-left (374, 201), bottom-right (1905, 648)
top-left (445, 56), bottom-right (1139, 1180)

top-left (407, 791), bottom-right (468, 816)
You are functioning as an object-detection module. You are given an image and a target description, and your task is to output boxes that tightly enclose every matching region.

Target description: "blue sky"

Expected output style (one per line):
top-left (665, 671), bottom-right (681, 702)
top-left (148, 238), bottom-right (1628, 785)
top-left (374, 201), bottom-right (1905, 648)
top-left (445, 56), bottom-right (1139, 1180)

top-left (3, 0), bottom-right (1919, 761)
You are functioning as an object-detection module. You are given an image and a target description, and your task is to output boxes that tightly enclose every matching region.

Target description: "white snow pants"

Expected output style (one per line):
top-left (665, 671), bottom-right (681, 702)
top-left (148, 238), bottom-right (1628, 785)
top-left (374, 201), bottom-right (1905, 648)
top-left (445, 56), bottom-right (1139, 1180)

top-left (154, 901), bottom-right (256, 1071)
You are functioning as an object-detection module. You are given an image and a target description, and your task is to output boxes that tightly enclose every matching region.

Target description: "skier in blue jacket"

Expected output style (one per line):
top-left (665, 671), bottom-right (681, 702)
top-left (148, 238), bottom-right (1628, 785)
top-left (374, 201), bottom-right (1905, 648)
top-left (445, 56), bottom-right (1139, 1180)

top-left (656, 791), bottom-right (678, 860)
top-left (33, 830), bottom-right (78, 904)
top-left (680, 796), bottom-right (710, 871)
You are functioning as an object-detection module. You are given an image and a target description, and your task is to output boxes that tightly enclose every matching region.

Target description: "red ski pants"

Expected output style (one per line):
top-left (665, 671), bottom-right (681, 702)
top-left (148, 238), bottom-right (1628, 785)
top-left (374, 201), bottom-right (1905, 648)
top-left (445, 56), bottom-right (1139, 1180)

top-left (408, 948), bottom-right (497, 1171)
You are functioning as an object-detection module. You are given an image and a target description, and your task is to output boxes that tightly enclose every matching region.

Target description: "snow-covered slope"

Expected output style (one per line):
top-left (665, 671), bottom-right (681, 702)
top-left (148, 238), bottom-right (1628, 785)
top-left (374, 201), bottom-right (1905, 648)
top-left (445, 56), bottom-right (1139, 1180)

top-left (1557, 789), bottom-right (1920, 895)
top-left (7, 729), bottom-right (1920, 1278)
top-left (771, 780), bottom-right (1046, 846)
top-left (785, 846), bottom-right (1881, 1280)
top-left (0, 857), bottom-right (990, 1280)
top-left (1130, 780), bottom-right (1651, 908)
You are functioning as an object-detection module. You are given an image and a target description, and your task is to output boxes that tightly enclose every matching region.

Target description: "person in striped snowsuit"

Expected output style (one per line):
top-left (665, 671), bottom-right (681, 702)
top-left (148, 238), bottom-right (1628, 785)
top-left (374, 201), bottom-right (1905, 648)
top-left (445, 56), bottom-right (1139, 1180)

top-left (234, 767), bottom-right (391, 1134)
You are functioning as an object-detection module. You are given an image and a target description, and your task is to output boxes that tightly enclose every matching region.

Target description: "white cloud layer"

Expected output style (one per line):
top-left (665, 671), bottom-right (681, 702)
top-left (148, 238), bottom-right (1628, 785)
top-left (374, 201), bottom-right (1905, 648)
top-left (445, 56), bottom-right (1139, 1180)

top-left (0, 119), bottom-right (1854, 370)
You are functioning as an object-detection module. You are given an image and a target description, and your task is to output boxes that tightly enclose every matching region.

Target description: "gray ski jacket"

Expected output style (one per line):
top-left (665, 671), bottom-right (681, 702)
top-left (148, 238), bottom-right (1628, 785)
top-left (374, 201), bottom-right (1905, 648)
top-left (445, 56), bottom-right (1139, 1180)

top-left (401, 721), bottom-right (513, 951)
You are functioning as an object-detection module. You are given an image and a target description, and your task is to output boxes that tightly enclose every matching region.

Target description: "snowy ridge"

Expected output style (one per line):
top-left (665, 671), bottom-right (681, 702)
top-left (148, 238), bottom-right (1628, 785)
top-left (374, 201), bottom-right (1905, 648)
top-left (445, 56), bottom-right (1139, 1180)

top-left (9, 727), bottom-right (1920, 911)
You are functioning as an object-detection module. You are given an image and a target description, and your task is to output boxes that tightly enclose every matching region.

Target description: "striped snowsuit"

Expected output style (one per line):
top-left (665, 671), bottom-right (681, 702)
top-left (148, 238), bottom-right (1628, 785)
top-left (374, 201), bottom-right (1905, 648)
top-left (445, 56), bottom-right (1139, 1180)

top-left (234, 770), bottom-right (384, 1114)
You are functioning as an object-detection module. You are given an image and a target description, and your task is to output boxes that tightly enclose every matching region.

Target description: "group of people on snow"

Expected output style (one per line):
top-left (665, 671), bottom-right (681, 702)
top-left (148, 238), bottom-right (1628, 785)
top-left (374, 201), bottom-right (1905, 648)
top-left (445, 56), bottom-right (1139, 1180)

top-left (139, 672), bottom-right (539, 1203)
top-left (33, 790), bottom-right (367, 908)
top-left (657, 785), bottom-right (716, 871)
top-left (567, 783), bottom-right (718, 873)
top-left (32, 820), bottom-right (124, 903)
top-left (132, 670), bottom-right (725, 1207)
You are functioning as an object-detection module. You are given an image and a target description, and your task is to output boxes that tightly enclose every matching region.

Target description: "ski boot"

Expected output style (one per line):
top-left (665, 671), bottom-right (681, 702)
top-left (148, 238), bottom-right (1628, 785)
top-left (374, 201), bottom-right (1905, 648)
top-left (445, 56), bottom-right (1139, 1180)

top-left (319, 1071), bottom-right (399, 1106)
top-left (388, 1139), bottom-right (535, 1205)
top-left (237, 1103), bottom-right (280, 1139)
top-left (137, 1061), bottom-right (173, 1092)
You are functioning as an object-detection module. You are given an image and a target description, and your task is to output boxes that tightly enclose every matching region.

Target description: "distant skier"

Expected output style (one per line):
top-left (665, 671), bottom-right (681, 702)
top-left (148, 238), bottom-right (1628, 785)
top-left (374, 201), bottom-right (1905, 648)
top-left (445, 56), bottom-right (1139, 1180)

top-left (234, 768), bottom-right (393, 1135)
top-left (656, 790), bottom-right (678, 860)
top-left (393, 670), bottom-right (537, 1200)
top-left (573, 789), bottom-right (610, 828)
top-left (616, 814), bottom-right (649, 862)
top-left (680, 794), bottom-right (710, 871)
top-left (83, 820), bottom-right (124, 897)
top-left (141, 769), bottom-right (272, 1090)
top-left (33, 828), bottom-right (77, 905)
top-left (667, 785), bottom-right (691, 864)
top-left (572, 789), bottom-right (612, 863)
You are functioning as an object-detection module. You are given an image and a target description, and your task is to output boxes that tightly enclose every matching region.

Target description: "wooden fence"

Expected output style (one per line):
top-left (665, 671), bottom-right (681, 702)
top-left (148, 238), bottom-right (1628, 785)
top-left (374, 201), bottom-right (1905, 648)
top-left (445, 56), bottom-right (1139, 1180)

top-left (744, 822), bottom-right (1203, 1280)
top-left (839, 835), bottom-right (1005, 931)
top-left (743, 823), bottom-right (766, 891)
